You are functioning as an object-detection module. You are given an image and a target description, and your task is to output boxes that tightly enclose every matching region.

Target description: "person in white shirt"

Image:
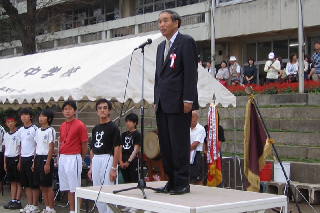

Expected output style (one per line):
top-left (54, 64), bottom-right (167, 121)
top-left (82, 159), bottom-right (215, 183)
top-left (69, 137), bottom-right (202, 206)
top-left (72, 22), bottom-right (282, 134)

top-left (0, 125), bottom-right (6, 194)
top-left (190, 110), bottom-right (206, 185)
top-left (32, 109), bottom-right (56, 213)
top-left (205, 61), bottom-right (212, 73)
top-left (228, 56), bottom-right (241, 85)
top-left (18, 108), bottom-right (40, 213)
top-left (3, 115), bottom-right (23, 210)
top-left (286, 53), bottom-right (299, 82)
top-left (264, 52), bottom-right (281, 84)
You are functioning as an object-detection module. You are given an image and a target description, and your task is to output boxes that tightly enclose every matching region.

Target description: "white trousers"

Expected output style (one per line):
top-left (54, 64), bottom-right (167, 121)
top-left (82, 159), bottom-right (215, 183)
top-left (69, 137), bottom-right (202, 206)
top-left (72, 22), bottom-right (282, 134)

top-left (92, 154), bottom-right (117, 213)
top-left (58, 154), bottom-right (82, 193)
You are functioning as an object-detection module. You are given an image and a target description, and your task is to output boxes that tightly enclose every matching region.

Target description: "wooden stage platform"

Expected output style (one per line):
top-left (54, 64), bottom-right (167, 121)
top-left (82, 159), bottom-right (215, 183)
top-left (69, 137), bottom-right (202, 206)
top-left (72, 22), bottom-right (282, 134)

top-left (75, 181), bottom-right (287, 213)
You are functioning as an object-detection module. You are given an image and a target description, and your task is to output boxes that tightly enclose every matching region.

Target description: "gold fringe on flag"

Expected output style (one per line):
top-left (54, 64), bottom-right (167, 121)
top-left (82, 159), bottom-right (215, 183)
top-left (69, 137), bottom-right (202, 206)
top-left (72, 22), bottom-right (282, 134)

top-left (244, 95), bottom-right (272, 192)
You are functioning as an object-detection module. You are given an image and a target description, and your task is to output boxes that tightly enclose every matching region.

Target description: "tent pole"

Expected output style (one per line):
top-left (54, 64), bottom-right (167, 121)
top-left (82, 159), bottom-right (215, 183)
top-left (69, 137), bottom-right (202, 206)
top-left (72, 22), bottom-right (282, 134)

top-left (76, 101), bottom-right (79, 118)
top-left (78, 101), bottom-right (91, 113)
top-left (234, 108), bottom-right (236, 189)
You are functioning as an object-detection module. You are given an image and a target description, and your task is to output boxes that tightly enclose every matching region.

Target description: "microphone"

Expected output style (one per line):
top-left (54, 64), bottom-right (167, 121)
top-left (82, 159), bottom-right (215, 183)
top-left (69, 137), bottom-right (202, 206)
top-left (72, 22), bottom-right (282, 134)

top-left (134, 38), bottom-right (152, 50)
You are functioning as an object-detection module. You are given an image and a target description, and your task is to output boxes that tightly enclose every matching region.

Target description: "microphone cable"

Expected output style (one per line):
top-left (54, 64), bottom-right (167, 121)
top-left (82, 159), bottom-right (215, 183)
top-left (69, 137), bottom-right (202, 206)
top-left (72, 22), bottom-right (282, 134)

top-left (117, 50), bottom-right (136, 127)
top-left (92, 49), bottom-right (136, 210)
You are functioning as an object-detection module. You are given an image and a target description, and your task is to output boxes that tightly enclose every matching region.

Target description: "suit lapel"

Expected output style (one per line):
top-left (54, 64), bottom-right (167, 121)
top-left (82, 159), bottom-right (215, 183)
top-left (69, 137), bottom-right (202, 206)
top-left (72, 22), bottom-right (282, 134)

top-left (158, 41), bottom-right (165, 64)
top-left (161, 32), bottom-right (181, 72)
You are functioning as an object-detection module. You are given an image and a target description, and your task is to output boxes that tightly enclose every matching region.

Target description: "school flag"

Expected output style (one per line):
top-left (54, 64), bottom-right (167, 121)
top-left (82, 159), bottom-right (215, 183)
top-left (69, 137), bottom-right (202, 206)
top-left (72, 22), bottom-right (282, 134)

top-left (244, 95), bottom-right (272, 192)
top-left (206, 104), bottom-right (222, 187)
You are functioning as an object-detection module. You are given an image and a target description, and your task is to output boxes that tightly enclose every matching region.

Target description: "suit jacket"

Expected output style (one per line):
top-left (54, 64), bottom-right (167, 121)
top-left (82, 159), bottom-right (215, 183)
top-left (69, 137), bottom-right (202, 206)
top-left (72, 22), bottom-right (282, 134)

top-left (154, 32), bottom-right (199, 113)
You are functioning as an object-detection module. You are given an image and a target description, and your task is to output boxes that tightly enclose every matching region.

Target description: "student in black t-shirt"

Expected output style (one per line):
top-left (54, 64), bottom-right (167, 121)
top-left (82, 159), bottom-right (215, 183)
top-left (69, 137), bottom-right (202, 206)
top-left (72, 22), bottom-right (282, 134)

top-left (87, 98), bottom-right (121, 213)
top-left (119, 113), bottom-right (141, 213)
top-left (119, 113), bottom-right (141, 183)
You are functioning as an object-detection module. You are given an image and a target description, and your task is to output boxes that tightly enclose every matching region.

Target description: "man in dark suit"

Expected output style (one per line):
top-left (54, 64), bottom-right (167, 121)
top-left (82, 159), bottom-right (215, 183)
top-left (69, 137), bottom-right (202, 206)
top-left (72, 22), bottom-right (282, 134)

top-left (154, 10), bottom-right (199, 195)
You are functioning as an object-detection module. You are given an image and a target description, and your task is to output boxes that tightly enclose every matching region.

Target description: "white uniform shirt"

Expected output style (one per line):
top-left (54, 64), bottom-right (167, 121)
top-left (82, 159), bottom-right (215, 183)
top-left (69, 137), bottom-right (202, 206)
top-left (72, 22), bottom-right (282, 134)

top-left (18, 125), bottom-right (37, 157)
top-left (34, 127), bottom-right (56, 155)
top-left (190, 123), bottom-right (206, 152)
top-left (0, 125), bottom-right (6, 152)
top-left (3, 130), bottom-right (20, 157)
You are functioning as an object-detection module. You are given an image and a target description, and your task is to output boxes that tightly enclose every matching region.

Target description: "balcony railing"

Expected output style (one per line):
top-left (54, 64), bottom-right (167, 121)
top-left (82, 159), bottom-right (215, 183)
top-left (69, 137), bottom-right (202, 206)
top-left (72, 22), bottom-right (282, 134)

top-left (216, 0), bottom-right (255, 6)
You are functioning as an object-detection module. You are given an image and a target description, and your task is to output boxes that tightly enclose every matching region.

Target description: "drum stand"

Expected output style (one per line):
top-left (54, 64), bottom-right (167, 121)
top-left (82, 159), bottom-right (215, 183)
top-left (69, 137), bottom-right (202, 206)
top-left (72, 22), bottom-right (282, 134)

top-left (113, 45), bottom-right (157, 198)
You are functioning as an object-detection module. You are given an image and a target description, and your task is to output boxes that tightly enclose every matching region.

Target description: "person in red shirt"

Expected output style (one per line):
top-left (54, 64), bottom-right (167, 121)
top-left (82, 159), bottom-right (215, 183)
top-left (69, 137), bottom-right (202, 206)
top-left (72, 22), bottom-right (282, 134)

top-left (58, 100), bottom-right (88, 213)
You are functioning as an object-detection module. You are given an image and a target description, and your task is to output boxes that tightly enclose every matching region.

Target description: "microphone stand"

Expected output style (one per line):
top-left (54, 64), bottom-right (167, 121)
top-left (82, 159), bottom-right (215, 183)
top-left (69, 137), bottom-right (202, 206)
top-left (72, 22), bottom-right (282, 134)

top-left (245, 87), bottom-right (301, 213)
top-left (113, 46), bottom-right (157, 198)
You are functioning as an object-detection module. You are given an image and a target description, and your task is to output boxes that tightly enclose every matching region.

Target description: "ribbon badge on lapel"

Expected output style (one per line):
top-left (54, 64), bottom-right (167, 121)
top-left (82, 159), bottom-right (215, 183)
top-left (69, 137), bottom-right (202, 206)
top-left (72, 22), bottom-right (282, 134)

top-left (170, 53), bottom-right (176, 68)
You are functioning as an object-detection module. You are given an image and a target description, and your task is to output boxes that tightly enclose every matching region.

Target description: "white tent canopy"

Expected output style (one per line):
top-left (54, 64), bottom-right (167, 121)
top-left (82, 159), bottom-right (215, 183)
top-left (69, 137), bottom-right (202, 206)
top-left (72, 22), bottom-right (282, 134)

top-left (0, 33), bottom-right (236, 108)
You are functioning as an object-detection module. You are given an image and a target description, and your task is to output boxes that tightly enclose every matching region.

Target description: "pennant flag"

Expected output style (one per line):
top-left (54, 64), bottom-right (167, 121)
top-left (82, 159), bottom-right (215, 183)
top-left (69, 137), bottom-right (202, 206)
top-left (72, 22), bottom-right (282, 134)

top-left (244, 95), bottom-right (272, 192)
top-left (206, 104), bottom-right (222, 187)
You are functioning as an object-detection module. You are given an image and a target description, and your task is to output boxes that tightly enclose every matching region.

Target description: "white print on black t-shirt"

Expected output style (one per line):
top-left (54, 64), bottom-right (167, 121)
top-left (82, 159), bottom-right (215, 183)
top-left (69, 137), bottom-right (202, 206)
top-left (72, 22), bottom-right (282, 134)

top-left (94, 131), bottom-right (104, 148)
top-left (123, 136), bottom-right (132, 150)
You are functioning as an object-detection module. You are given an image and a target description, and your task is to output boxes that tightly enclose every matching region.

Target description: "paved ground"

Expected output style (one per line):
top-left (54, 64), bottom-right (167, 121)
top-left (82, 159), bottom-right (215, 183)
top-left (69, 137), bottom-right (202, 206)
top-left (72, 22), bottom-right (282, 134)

top-left (1, 184), bottom-right (320, 213)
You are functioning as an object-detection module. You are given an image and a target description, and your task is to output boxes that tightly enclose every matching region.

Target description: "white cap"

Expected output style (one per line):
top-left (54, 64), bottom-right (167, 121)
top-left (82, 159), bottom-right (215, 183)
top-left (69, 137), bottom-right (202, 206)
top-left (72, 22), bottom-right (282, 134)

top-left (268, 52), bottom-right (275, 59)
top-left (229, 56), bottom-right (237, 61)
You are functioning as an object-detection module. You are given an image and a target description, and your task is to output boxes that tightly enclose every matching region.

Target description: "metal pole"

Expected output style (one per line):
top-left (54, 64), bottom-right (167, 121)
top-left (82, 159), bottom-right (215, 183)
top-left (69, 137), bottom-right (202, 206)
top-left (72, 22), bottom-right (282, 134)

top-left (298, 0), bottom-right (304, 93)
top-left (211, 0), bottom-right (216, 76)
top-left (233, 108), bottom-right (237, 189)
top-left (252, 98), bottom-right (301, 213)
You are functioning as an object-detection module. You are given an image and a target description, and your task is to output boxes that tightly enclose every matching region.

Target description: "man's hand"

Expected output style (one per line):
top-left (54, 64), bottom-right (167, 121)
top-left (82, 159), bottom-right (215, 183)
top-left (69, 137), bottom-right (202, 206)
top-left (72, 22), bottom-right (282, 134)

top-left (17, 162), bottom-right (20, 171)
top-left (183, 102), bottom-right (192, 113)
top-left (31, 162), bottom-right (34, 172)
top-left (44, 163), bottom-right (50, 174)
top-left (109, 169), bottom-right (117, 182)
top-left (153, 104), bottom-right (156, 112)
top-left (87, 167), bottom-right (92, 181)
top-left (4, 163), bottom-right (7, 172)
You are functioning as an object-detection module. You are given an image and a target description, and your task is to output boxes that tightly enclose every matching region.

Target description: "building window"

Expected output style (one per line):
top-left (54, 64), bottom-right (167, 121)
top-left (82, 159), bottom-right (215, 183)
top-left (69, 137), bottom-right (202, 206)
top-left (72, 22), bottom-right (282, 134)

top-left (138, 12), bottom-right (204, 33)
top-left (0, 48), bottom-right (14, 57)
top-left (273, 40), bottom-right (288, 60)
top-left (82, 32), bottom-right (102, 43)
top-left (257, 41), bottom-right (271, 61)
top-left (181, 13), bottom-right (205, 26)
top-left (58, 37), bottom-right (78, 47)
top-left (59, 0), bottom-right (119, 31)
top-left (111, 26), bottom-right (135, 38)
top-left (38, 41), bottom-right (55, 51)
top-left (139, 21), bottom-right (158, 33)
top-left (135, 0), bottom-right (205, 15)
top-left (289, 38), bottom-right (298, 56)
top-left (245, 43), bottom-right (256, 63)
top-left (216, 0), bottom-right (254, 6)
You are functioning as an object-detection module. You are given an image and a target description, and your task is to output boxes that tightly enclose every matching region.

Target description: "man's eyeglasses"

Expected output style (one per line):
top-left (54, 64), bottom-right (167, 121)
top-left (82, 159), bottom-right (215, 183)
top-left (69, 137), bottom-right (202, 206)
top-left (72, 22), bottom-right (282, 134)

top-left (97, 106), bottom-right (108, 110)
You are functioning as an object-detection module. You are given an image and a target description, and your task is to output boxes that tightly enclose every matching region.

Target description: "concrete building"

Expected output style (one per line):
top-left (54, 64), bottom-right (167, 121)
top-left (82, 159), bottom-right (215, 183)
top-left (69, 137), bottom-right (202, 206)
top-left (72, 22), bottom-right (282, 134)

top-left (1, 0), bottom-right (320, 84)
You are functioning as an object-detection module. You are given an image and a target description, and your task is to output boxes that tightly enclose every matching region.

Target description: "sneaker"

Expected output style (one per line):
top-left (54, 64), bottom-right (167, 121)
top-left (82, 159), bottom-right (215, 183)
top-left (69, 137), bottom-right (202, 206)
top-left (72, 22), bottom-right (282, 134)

top-left (20, 204), bottom-right (31, 213)
top-left (26, 205), bottom-right (40, 213)
top-left (4, 201), bottom-right (14, 209)
top-left (40, 210), bottom-right (48, 213)
top-left (121, 207), bottom-right (131, 212)
top-left (9, 201), bottom-right (22, 210)
top-left (128, 208), bottom-right (138, 213)
top-left (48, 210), bottom-right (56, 213)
